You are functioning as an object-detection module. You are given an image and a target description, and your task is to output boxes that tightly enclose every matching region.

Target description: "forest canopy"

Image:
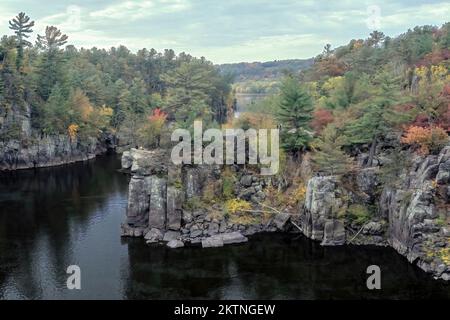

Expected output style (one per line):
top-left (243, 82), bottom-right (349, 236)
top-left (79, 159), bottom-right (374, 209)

top-left (0, 12), bottom-right (233, 148)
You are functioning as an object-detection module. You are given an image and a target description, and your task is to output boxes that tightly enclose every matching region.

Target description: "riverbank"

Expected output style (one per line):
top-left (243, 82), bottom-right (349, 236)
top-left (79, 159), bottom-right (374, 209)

top-left (0, 133), bottom-right (116, 171)
top-left (0, 154), bottom-right (448, 299)
top-left (120, 147), bottom-right (450, 281)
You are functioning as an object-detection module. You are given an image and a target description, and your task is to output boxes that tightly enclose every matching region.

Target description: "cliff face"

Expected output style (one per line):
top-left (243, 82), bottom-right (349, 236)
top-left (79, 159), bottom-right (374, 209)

top-left (122, 146), bottom-right (449, 280)
top-left (120, 149), bottom-right (289, 248)
top-left (0, 135), bottom-right (108, 170)
top-left (300, 146), bottom-right (450, 281)
top-left (0, 105), bottom-right (115, 170)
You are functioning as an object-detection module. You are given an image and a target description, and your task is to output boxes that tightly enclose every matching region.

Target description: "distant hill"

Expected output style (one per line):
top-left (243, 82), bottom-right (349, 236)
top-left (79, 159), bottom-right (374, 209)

top-left (218, 58), bottom-right (314, 82)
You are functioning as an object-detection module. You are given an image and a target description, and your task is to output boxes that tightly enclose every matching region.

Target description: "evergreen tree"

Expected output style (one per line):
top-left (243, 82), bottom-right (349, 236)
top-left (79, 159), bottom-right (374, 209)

top-left (276, 76), bottom-right (314, 155)
top-left (162, 60), bottom-right (215, 125)
top-left (8, 12), bottom-right (34, 71)
top-left (35, 26), bottom-right (68, 100)
top-left (312, 124), bottom-right (353, 175)
top-left (345, 72), bottom-right (409, 166)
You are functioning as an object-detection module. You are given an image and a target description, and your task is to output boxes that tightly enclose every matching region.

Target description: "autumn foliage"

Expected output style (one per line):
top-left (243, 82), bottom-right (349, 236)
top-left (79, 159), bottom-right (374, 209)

top-left (401, 125), bottom-right (448, 155)
top-left (311, 108), bottom-right (334, 133)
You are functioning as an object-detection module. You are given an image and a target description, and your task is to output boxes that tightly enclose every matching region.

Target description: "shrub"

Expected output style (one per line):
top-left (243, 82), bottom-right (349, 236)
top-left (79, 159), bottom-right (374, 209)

top-left (221, 168), bottom-right (236, 200)
top-left (345, 204), bottom-right (372, 225)
top-left (224, 198), bottom-right (252, 214)
top-left (401, 125), bottom-right (448, 155)
top-left (183, 196), bottom-right (203, 210)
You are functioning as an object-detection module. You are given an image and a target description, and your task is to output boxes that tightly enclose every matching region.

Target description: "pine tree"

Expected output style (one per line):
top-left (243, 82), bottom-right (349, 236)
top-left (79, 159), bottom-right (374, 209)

top-left (8, 12), bottom-right (34, 71)
top-left (276, 76), bottom-right (314, 155)
top-left (345, 71), bottom-right (409, 166)
top-left (35, 26), bottom-right (68, 100)
top-left (312, 124), bottom-right (353, 175)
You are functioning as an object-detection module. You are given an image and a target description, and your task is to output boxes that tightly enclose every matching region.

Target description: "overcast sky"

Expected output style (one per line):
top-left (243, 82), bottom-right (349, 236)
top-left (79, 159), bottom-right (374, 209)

top-left (0, 0), bottom-right (449, 64)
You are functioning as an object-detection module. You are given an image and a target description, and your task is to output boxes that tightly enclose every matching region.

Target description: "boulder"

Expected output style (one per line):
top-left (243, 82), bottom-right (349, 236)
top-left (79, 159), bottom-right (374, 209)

top-left (221, 232), bottom-right (248, 245)
top-left (144, 228), bottom-right (164, 243)
top-left (121, 151), bottom-right (133, 169)
top-left (202, 237), bottom-right (224, 248)
top-left (240, 175), bottom-right (253, 187)
top-left (362, 221), bottom-right (384, 235)
top-left (163, 230), bottom-right (180, 242)
top-left (166, 239), bottom-right (184, 249)
top-left (273, 212), bottom-right (291, 230)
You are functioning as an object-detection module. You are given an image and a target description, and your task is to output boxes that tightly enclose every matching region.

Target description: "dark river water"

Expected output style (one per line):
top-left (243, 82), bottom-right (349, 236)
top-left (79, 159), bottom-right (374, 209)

top-left (0, 155), bottom-right (449, 299)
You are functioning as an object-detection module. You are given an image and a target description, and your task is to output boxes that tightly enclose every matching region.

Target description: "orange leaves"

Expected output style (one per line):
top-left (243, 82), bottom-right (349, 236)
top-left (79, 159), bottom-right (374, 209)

top-left (401, 125), bottom-right (448, 155)
top-left (149, 108), bottom-right (167, 125)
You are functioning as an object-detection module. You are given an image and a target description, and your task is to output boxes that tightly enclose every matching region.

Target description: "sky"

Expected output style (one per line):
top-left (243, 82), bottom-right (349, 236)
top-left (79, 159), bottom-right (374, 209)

top-left (0, 0), bottom-right (449, 64)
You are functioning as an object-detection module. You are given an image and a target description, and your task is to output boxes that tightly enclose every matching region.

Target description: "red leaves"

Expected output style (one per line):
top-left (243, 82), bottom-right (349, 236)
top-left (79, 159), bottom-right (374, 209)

top-left (148, 108), bottom-right (167, 123)
top-left (311, 108), bottom-right (334, 134)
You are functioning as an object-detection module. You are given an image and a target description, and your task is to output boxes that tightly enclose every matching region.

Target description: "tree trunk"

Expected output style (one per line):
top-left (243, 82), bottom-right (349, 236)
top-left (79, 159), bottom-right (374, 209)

top-left (366, 137), bottom-right (377, 167)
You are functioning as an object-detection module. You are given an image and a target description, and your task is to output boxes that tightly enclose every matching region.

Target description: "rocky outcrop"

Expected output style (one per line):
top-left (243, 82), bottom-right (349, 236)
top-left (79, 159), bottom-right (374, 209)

top-left (120, 149), bottom-right (287, 248)
top-left (0, 101), bottom-right (116, 171)
top-left (299, 146), bottom-right (450, 281)
top-left (382, 146), bottom-right (450, 281)
top-left (0, 134), bottom-right (115, 171)
top-left (301, 176), bottom-right (348, 245)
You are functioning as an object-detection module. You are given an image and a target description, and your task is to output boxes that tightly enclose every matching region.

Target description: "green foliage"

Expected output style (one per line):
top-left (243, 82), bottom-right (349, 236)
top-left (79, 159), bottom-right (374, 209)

top-left (8, 12), bottom-right (34, 70)
top-left (183, 196), bottom-right (203, 211)
top-left (0, 15), bottom-right (232, 144)
top-left (277, 76), bottom-right (314, 154)
top-left (312, 124), bottom-right (353, 175)
top-left (345, 204), bottom-right (372, 225)
top-left (222, 168), bottom-right (236, 200)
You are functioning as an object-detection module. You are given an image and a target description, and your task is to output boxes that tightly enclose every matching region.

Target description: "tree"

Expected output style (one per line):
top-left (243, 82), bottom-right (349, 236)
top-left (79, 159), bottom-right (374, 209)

top-left (311, 108), bottom-right (334, 133)
top-left (35, 26), bottom-right (68, 100)
top-left (312, 124), bottom-right (353, 175)
top-left (36, 26), bottom-right (68, 50)
top-left (162, 59), bottom-right (215, 126)
top-left (345, 72), bottom-right (408, 166)
top-left (8, 12), bottom-right (34, 70)
top-left (138, 108), bottom-right (167, 148)
top-left (367, 31), bottom-right (385, 47)
top-left (276, 76), bottom-right (314, 155)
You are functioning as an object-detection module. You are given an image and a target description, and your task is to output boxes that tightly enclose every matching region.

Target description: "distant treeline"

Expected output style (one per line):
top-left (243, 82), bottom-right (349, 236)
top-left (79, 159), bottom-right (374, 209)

top-left (218, 59), bottom-right (314, 82)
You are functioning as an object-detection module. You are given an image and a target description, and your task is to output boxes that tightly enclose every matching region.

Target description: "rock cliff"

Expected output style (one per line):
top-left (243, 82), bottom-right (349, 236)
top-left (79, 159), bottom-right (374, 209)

top-left (299, 146), bottom-right (450, 281)
top-left (121, 146), bottom-right (449, 281)
top-left (0, 106), bottom-right (115, 170)
top-left (120, 149), bottom-right (290, 248)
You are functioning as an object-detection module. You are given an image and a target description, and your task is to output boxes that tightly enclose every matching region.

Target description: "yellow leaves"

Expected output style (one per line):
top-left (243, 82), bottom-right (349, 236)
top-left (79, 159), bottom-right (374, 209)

top-left (293, 184), bottom-right (307, 202)
top-left (67, 124), bottom-right (79, 141)
top-left (70, 88), bottom-right (93, 122)
top-left (439, 248), bottom-right (450, 265)
top-left (322, 76), bottom-right (344, 95)
top-left (99, 105), bottom-right (113, 117)
top-left (416, 64), bottom-right (449, 82)
top-left (225, 199), bottom-right (252, 214)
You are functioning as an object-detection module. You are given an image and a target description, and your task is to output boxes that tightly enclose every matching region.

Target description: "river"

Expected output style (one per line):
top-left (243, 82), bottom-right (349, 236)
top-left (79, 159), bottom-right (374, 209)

top-left (0, 155), bottom-right (448, 299)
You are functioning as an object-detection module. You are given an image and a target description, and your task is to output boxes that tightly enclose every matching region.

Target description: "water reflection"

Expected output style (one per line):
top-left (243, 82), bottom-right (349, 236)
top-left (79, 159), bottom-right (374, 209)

top-left (0, 155), bottom-right (129, 299)
top-left (0, 155), bottom-right (448, 299)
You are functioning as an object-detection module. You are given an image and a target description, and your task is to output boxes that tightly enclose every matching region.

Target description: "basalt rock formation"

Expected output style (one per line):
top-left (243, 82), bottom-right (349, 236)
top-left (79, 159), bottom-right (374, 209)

top-left (120, 149), bottom-right (290, 248)
top-left (299, 146), bottom-right (450, 281)
top-left (0, 105), bottom-right (115, 170)
top-left (121, 146), bottom-right (449, 281)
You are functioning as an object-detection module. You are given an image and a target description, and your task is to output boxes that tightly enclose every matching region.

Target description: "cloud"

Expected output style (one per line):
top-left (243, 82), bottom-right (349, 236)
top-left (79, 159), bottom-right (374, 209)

top-left (0, 0), bottom-right (448, 63)
top-left (89, 0), bottom-right (190, 21)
